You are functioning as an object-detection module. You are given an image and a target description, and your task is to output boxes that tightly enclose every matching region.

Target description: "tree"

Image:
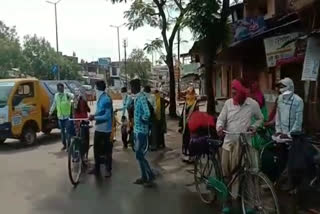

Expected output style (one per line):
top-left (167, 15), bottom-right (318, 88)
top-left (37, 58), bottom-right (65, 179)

top-left (0, 21), bottom-right (25, 78)
top-left (111, 0), bottom-right (190, 117)
top-left (122, 48), bottom-right (152, 86)
top-left (184, 0), bottom-right (231, 115)
top-left (22, 34), bottom-right (81, 80)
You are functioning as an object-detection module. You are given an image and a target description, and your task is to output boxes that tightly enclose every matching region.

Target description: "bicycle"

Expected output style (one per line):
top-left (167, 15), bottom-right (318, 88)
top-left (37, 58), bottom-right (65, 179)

top-left (67, 118), bottom-right (91, 186)
top-left (194, 130), bottom-right (280, 213)
top-left (222, 131), bottom-right (280, 214)
top-left (193, 136), bottom-right (223, 204)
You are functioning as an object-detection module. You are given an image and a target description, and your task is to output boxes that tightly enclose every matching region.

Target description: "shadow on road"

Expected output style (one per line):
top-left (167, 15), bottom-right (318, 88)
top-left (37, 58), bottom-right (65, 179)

top-left (0, 133), bottom-right (61, 154)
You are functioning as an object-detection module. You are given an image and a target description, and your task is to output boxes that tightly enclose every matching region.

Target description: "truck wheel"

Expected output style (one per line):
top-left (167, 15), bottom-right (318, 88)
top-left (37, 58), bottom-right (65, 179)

top-left (21, 128), bottom-right (37, 145)
top-left (0, 138), bottom-right (6, 144)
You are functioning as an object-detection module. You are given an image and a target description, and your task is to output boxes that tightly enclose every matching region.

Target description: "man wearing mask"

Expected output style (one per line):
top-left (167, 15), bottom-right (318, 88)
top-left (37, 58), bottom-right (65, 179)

top-left (275, 77), bottom-right (303, 138)
top-left (131, 79), bottom-right (155, 187)
top-left (89, 80), bottom-right (113, 178)
top-left (216, 79), bottom-right (264, 213)
top-left (49, 83), bottom-right (74, 151)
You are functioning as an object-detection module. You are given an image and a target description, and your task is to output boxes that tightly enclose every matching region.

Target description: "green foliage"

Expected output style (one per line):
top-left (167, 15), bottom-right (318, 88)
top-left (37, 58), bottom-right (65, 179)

top-left (184, 0), bottom-right (231, 53)
top-left (0, 21), bottom-right (25, 78)
top-left (121, 48), bottom-right (151, 86)
top-left (144, 38), bottom-right (164, 54)
top-left (0, 20), bottom-right (81, 80)
top-left (124, 0), bottom-right (160, 30)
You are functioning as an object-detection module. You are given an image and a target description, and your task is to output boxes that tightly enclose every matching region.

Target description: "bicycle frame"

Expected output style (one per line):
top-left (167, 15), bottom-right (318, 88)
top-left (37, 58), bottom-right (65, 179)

top-left (219, 133), bottom-right (258, 199)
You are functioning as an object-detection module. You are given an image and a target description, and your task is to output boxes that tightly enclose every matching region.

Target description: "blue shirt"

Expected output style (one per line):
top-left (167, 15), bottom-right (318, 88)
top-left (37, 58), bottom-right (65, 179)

top-left (95, 92), bottom-right (113, 133)
top-left (134, 92), bottom-right (151, 134)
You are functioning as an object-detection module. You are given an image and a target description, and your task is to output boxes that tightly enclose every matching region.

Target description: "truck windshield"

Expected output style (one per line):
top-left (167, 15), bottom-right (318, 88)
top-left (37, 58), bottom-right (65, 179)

top-left (0, 82), bottom-right (14, 108)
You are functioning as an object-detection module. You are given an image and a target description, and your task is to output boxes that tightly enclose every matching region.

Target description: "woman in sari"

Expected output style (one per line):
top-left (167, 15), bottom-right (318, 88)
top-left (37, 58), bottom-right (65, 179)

top-left (150, 90), bottom-right (169, 151)
top-left (179, 86), bottom-right (197, 162)
top-left (250, 81), bottom-right (269, 150)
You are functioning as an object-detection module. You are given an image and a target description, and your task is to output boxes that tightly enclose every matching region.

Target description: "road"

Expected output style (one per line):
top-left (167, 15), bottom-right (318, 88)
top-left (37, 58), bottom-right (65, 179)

top-left (0, 101), bottom-right (217, 214)
top-left (1, 100), bottom-right (319, 214)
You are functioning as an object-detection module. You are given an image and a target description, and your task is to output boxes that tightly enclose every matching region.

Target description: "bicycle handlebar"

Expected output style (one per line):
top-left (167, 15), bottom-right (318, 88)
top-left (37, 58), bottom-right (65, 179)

top-left (68, 118), bottom-right (90, 121)
top-left (223, 130), bottom-right (253, 135)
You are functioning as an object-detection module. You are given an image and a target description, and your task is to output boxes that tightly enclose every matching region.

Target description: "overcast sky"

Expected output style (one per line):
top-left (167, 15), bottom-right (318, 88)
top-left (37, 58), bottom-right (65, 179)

top-left (0, 0), bottom-right (193, 62)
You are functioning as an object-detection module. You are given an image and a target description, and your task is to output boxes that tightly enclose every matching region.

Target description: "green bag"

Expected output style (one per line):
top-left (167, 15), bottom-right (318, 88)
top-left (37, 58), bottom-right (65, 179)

top-left (251, 105), bottom-right (271, 150)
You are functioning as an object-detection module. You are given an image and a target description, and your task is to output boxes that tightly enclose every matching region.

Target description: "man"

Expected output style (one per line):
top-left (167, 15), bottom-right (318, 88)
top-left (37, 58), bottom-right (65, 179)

top-left (216, 79), bottom-right (264, 213)
top-left (119, 87), bottom-right (133, 118)
top-left (117, 87), bottom-right (133, 148)
top-left (49, 83), bottom-right (74, 151)
top-left (131, 79), bottom-right (155, 187)
top-left (89, 80), bottom-right (113, 178)
top-left (275, 77), bottom-right (303, 138)
top-left (275, 78), bottom-right (304, 191)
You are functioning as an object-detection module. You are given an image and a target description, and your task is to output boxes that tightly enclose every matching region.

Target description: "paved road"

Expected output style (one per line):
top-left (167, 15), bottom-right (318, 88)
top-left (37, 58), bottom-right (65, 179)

top-left (0, 114), bottom-right (217, 214)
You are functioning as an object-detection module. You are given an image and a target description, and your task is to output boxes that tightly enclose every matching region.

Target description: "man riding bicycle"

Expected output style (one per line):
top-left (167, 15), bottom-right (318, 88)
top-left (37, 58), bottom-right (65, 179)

top-left (216, 79), bottom-right (264, 213)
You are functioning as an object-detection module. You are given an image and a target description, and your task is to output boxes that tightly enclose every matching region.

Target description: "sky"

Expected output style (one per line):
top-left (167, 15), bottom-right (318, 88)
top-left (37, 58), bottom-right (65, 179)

top-left (0, 0), bottom-right (193, 63)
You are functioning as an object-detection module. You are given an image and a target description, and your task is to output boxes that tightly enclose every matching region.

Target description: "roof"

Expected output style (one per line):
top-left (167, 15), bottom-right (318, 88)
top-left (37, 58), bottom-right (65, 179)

top-left (0, 78), bottom-right (38, 83)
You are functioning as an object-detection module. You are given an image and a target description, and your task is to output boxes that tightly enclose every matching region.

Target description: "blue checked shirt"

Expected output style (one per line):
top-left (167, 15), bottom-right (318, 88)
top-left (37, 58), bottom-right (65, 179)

top-left (134, 92), bottom-right (151, 134)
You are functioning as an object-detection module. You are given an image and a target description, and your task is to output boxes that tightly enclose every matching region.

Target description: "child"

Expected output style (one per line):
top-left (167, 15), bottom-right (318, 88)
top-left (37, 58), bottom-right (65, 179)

top-left (121, 116), bottom-right (129, 148)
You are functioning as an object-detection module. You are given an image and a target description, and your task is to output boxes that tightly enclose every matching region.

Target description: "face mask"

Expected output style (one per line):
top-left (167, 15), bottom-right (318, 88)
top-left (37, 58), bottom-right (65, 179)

top-left (121, 92), bottom-right (127, 98)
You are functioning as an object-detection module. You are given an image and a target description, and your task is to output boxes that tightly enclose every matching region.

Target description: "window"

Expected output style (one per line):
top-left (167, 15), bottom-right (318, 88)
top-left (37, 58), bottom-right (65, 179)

top-left (112, 67), bottom-right (118, 76)
top-left (17, 83), bottom-right (34, 98)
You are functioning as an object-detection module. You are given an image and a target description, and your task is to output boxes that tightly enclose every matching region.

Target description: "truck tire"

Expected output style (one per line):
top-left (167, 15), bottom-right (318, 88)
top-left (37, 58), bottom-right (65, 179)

top-left (21, 127), bottom-right (37, 145)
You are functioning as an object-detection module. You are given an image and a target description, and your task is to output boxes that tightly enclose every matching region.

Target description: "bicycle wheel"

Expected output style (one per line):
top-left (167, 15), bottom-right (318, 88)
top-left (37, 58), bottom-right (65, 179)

top-left (241, 171), bottom-right (280, 214)
top-left (194, 154), bottom-right (221, 204)
top-left (68, 139), bottom-right (83, 186)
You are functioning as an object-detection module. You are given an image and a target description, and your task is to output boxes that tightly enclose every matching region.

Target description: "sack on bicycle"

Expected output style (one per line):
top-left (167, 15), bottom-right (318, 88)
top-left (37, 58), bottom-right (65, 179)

top-left (188, 112), bottom-right (217, 156)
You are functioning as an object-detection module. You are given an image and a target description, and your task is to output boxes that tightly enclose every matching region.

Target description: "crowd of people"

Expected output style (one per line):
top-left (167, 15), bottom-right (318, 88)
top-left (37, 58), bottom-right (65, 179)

top-left (48, 75), bottom-right (319, 205)
top-left (49, 78), bottom-right (169, 187)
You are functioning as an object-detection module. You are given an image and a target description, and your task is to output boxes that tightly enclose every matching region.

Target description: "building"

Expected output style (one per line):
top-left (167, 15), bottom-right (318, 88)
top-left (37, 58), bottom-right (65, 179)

top-left (190, 0), bottom-right (320, 132)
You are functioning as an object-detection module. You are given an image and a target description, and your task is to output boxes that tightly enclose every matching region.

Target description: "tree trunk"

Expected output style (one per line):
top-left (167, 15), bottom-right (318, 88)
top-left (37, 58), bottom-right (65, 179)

top-left (166, 53), bottom-right (177, 117)
top-left (204, 53), bottom-right (215, 115)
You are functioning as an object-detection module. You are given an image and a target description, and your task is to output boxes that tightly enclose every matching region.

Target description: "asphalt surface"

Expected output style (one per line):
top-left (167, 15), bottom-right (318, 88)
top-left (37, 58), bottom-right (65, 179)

top-left (1, 100), bottom-right (320, 214)
top-left (0, 101), bottom-right (217, 214)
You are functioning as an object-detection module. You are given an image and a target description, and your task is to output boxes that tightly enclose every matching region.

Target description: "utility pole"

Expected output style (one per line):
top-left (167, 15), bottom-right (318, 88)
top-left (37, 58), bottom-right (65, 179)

top-left (123, 39), bottom-right (128, 87)
top-left (46, 0), bottom-right (62, 80)
top-left (110, 25), bottom-right (123, 62)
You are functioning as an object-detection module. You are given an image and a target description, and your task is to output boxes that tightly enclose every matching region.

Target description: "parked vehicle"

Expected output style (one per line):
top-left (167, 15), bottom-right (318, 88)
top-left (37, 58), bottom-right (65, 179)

top-left (0, 79), bottom-right (57, 145)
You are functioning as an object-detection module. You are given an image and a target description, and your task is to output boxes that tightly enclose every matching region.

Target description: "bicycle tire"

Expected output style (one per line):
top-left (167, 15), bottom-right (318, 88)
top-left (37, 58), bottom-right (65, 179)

top-left (68, 140), bottom-right (83, 186)
top-left (194, 154), bottom-right (221, 204)
top-left (241, 171), bottom-right (280, 214)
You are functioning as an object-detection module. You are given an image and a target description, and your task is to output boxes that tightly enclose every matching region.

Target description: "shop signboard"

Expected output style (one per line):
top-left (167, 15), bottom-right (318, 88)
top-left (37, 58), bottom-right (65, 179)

top-left (232, 16), bottom-right (266, 42)
top-left (302, 37), bottom-right (320, 81)
top-left (98, 57), bottom-right (111, 69)
top-left (264, 33), bottom-right (304, 67)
